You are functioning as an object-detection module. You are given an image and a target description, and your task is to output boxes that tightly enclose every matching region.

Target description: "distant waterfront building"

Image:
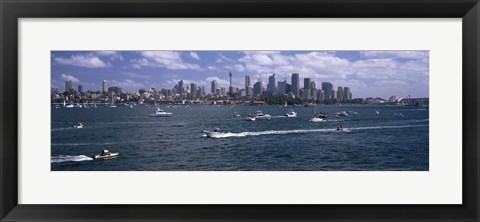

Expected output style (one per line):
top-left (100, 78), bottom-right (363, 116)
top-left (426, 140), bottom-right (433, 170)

top-left (65, 80), bottom-right (72, 93)
top-left (228, 72), bottom-right (233, 95)
top-left (220, 87), bottom-right (226, 96)
top-left (277, 80), bottom-right (287, 95)
top-left (201, 86), bottom-right (205, 96)
top-left (245, 75), bottom-right (251, 90)
top-left (322, 82), bottom-right (334, 100)
top-left (343, 87), bottom-right (351, 100)
top-left (190, 83), bottom-right (197, 99)
top-left (211, 80), bottom-right (218, 94)
top-left (337, 86), bottom-right (344, 101)
top-left (245, 75), bottom-right (252, 97)
top-left (267, 74), bottom-right (276, 94)
top-left (178, 80), bottom-right (184, 93)
top-left (253, 81), bottom-right (263, 97)
top-left (317, 89), bottom-right (324, 102)
top-left (108, 86), bottom-right (122, 95)
top-left (78, 84), bottom-right (83, 94)
top-left (291, 73), bottom-right (300, 98)
top-left (303, 78), bottom-right (311, 100)
top-left (102, 80), bottom-right (107, 93)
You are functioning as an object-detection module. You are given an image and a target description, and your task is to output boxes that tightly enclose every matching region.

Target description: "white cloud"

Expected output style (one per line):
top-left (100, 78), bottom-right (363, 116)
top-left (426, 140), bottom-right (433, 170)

top-left (361, 51), bottom-right (429, 59)
top-left (54, 54), bottom-right (110, 68)
top-left (132, 51), bottom-right (203, 71)
top-left (190, 52), bottom-right (200, 60)
top-left (60, 74), bottom-right (80, 83)
top-left (123, 72), bottom-right (151, 80)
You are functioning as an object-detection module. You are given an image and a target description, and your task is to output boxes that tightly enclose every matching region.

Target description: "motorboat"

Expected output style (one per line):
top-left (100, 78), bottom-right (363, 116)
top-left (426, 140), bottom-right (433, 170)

top-left (334, 111), bottom-right (348, 117)
top-left (255, 110), bottom-right (271, 119)
top-left (394, 112), bottom-right (404, 117)
top-left (285, 109), bottom-right (297, 117)
top-left (316, 112), bottom-right (327, 118)
top-left (93, 149), bottom-right (119, 160)
top-left (310, 116), bottom-right (324, 122)
top-left (246, 114), bottom-right (256, 121)
top-left (203, 128), bottom-right (227, 138)
top-left (73, 122), bottom-right (84, 128)
top-left (233, 112), bottom-right (240, 117)
top-left (149, 108), bottom-right (173, 117)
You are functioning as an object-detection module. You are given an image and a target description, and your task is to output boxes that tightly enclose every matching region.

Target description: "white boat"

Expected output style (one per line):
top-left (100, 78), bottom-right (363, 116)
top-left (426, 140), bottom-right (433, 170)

top-left (73, 122), bottom-right (84, 128)
top-left (149, 108), bottom-right (173, 117)
top-left (65, 104), bottom-right (74, 108)
top-left (93, 150), bottom-right (119, 160)
top-left (285, 109), bottom-right (297, 117)
top-left (255, 110), bottom-right (271, 119)
top-left (110, 99), bottom-right (116, 108)
top-left (246, 114), bottom-right (256, 121)
top-left (203, 128), bottom-right (227, 138)
top-left (233, 112), bottom-right (240, 117)
top-left (376, 110), bottom-right (380, 114)
top-left (310, 116), bottom-right (324, 122)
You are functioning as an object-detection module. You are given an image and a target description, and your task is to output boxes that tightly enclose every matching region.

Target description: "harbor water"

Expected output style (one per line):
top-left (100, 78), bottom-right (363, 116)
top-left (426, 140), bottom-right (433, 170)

top-left (51, 104), bottom-right (429, 171)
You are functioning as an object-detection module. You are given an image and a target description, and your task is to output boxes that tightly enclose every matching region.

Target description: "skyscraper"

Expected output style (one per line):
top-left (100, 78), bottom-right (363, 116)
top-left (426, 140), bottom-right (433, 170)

top-left (343, 87), bottom-right (351, 100)
top-left (102, 80), bottom-right (107, 93)
top-left (178, 80), bottom-right (184, 93)
top-left (253, 81), bottom-right (263, 97)
top-left (337, 86), bottom-right (344, 101)
top-left (322, 82), bottom-right (334, 100)
top-left (190, 83), bottom-right (197, 99)
top-left (65, 80), bottom-right (72, 93)
top-left (303, 78), bottom-right (311, 100)
top-left (228, 72), bottom-right (233, 95)
top-left (78, 84), bottom-right (83, 93)
top-left (267, 73), bottom-right (276, 94)
top-left (245, 75), bottom-right (251, 90)
top-left (211, 80), bottom-right (218, 94)
top-left (277, 80), bottom-right (287, 95)
top-left (291, 73), bottom-right (300, 98)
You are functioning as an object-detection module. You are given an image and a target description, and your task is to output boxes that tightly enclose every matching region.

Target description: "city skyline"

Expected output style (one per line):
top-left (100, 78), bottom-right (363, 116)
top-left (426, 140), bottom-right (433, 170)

top-left (51, 50), bottom-right (429, 98)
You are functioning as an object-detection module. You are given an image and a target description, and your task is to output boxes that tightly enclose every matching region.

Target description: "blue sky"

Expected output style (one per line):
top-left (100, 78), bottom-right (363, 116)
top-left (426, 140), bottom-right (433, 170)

top-left (51, 50), bottom-right (429, 98)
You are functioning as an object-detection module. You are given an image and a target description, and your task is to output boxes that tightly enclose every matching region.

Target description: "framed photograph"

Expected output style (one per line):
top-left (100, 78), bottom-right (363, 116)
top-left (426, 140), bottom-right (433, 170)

top-left (1, 0), bottom-right (479, 221)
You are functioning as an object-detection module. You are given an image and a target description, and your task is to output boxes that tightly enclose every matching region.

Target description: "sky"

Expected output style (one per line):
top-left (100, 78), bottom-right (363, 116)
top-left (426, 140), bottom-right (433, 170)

top-left (51, 50), bottom-right (429, 99)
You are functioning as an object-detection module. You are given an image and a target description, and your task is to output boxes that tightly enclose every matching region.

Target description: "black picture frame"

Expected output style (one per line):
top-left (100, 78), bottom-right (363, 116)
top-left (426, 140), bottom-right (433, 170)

top-left (1, 0), bottom-right (479, 221)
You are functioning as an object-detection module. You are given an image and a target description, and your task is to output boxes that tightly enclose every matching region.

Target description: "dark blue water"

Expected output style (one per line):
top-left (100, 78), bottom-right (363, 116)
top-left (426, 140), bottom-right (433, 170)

top-left (51, 104), bottom-right (429, 171)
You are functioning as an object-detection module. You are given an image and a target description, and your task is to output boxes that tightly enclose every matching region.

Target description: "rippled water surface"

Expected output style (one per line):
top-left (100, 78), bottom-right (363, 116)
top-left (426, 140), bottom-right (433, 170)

top-left (51, 104), bottom-right (429, 171)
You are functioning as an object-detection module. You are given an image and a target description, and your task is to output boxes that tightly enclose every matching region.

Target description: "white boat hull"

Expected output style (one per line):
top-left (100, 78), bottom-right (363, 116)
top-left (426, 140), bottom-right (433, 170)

top-left (93, 152), bottom-right (119, 160)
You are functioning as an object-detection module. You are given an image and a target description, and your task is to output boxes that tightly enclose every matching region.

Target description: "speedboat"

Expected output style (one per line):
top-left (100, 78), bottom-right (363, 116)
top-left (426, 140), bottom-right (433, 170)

top-left (203, 128), bottom-right (227, 138)
top-left (285, 109), bottom-right (297, 117)
top-left (334, 111), bottom-right (348, 117)
top-left (93, 149), bottom-right (119, 160)
top-left (255, 110), bottom-right (271, 119)
top-left (233, 112), bottom-right (240, 117)
top-left (246, 114), bottom-right (256, 121)
top-left (317, 112), bottom-right (327, 118)
top-left (310, 116), bottom-right (324, 122)
top-left (149, 108), bottom-right (173, 117)
top-left (73, 122), bottom-right (84, 128)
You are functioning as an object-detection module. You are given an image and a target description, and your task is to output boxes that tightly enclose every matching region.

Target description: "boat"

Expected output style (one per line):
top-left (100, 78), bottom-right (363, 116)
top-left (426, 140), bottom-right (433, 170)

top-left (285, 109), bottom-right (297, 117)
top-left (65, 104), bottom-right (74, 108)
top-left (335, 125), bottom-right (344, 131)
top-left (149, 108), bottom-right (173, 117)
top-left (310, 116), bottom-right (324, 122)
top-left (93, 150), bottom-right (119, 160)
top-left (376, 110), bottom-right (380, 114)
top-left (203, 128), bottom-right (227, 138)
top-left (110, 99), bottom-right (116, 108)
top-left (73, 122), bottom-right (84, 128)
top-left (255, 110), bottom-right (271, 119)
top-left (317, 112), bottom-right (327, 118)
top-left (233, 112), bottom-right (240, 117)
top-left (246, 114), bottom-right (256, 121)
top-left (394, 112), bottom-right (404, 117)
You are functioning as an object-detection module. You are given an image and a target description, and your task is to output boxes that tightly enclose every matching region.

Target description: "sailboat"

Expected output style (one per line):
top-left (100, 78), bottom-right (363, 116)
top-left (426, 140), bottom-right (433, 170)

top-left (310, 104), bottom-right (325, 122)
top-left (110, 98), bottom-right (117, 108)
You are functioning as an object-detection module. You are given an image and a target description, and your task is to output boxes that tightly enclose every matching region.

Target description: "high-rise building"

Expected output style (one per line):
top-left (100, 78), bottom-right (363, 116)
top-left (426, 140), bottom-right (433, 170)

top-left (178, 80), bottom-right (184, 93)
top-left (190, 83), bottom-right (197, 99)
top-left (245, 75), bottom-right (251, 90)
top-left (277, 80), bottom-right (287, 95)
top-left (102, 80), bottom-right (107, 93)
top-left (291, 73), bottom-right (300, 98)
top-left (303, 78), bottom-right (311, 100)
top-left (78, 84), bottom-right (83, 93)
top-left (337, 86), bottom-right (344, 101)
top-left (322, 82), bottom-right (334, 100)
top-left (220, 87), bottom-right (226, 96)
top-left (108, 86), bottom-right (122, 95)
top-left (317, 89), bottom-right (324, 102)
top-left (201, 86), bottom-right (205, 96)
top-left (229, 72), bottom-right (233, 95)
top-left (211, 80), bottom-right (218, 94)
top-left (267, 73), bottom-right (276, 94)
top-left (65, 80), bottom-right (72, 93)
top-left (343, 87), bottom-right (351, 100)
top-left (253, 81), bottom-right (263, 97)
